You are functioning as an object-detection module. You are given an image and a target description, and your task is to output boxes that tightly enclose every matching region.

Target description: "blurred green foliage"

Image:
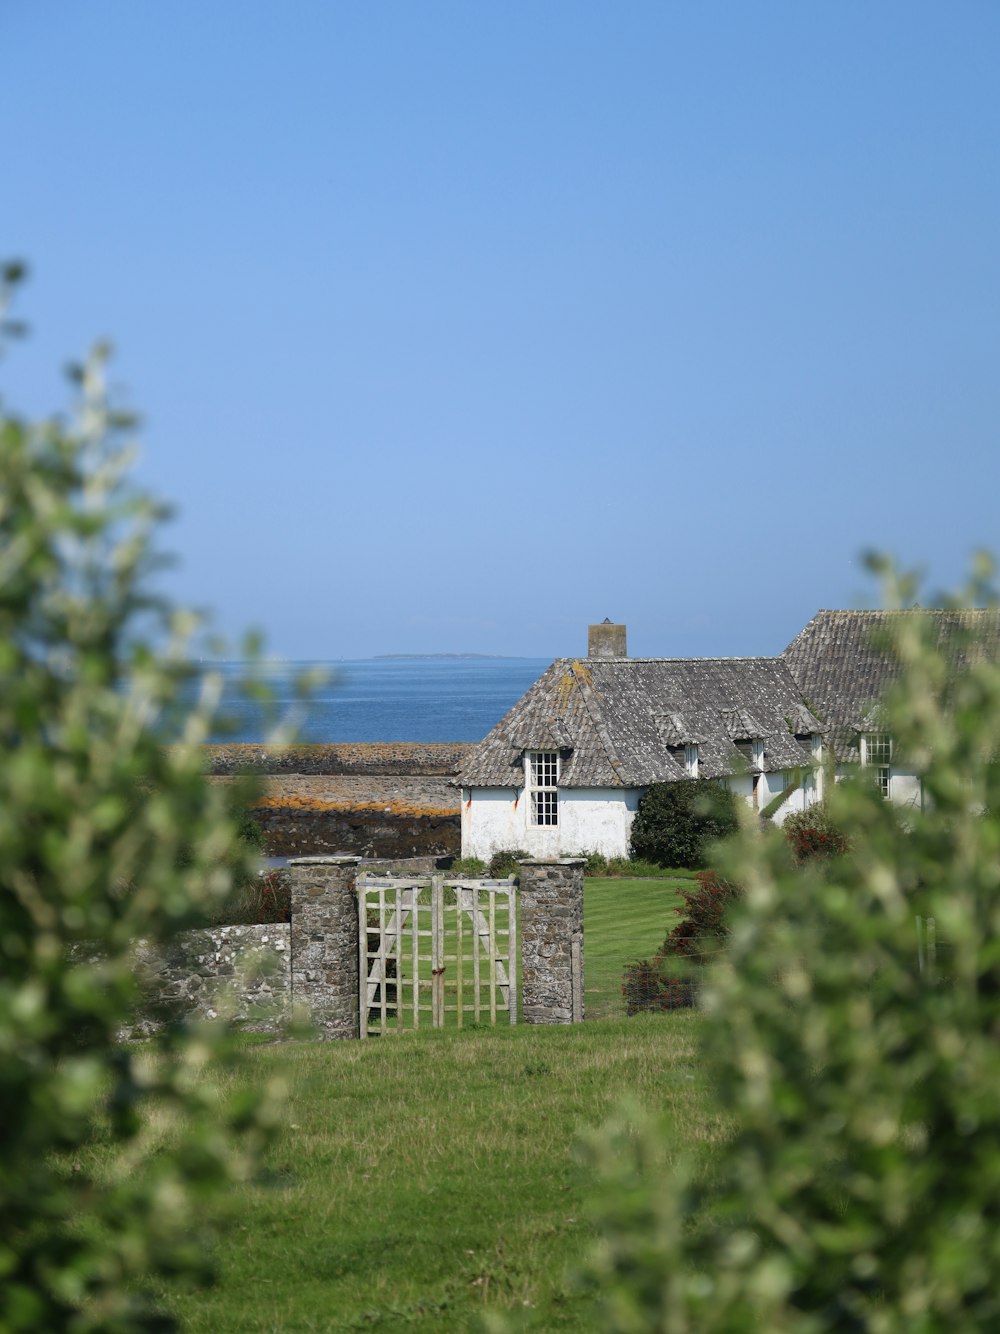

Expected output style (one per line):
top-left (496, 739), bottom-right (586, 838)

top-left (584, 561), bottom-right (1000, 1331)
top-left (0, 271), bottom-right (284, 1330)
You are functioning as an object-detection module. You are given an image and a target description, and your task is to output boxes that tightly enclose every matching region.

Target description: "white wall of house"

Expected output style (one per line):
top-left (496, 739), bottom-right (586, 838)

top-left (834, 765), bottom-right (923, 809)
top-left (704, 763), bottom-right (828, 826)
top-left (758, 770), bottom-right (811, 824)
top-left (461, 786), bottom-right (641, 861)
top-left (462, 766), bottom-right (830, 861)
top-left (889, 768), bottom-right (923, 808)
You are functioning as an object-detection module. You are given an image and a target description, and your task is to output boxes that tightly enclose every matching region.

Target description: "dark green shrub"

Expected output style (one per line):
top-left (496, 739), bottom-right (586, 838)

top-left (568, 850), bottom-right (610, 875)
top-left (604, 856), bottom-right (698, 879)
top-left (621, 959), bottom-right (694, 1013)
top-left (629, 779), bottom-right (739, 868)
top-left (487, 848), bottom-right (529, 879)
top-left (235, 808), bottom-right (266, 851)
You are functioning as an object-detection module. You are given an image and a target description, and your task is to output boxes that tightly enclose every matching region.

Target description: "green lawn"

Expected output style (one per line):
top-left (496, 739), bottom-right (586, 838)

top-left (105, 875), bottom-right (705, 1331)
top-left (583, 877), bottom-right (687, 1018)
top-left (140, 1015), bottom-right (714, 1332)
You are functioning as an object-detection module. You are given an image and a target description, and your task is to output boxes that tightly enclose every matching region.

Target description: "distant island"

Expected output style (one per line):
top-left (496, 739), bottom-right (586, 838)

top-left (374, 653), bottom-right (516, 661)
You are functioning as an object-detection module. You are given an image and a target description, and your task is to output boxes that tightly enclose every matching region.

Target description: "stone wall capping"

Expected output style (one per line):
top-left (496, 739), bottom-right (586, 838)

top-left (517, 857), bottom-right (586, 867)
top-left (288, 854), bottom-right (363, 866)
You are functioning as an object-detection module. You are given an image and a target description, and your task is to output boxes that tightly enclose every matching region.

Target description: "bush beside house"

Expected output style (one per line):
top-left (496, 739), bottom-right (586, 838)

top-left (629, 779), bottom-right (739, 869)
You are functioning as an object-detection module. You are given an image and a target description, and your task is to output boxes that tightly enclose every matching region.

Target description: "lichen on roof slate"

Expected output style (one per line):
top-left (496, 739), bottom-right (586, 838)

top-left (456, 609), bottom-right (1000, 790)
top-left (782, 608), bottom-right (1000, 761)
top-left (456, 655), bottom-right (824, 788)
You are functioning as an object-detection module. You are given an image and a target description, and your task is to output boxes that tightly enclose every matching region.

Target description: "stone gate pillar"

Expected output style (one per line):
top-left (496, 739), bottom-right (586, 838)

top-left (518, 858), bottom-right (585, 1024)
top-left (289, 855), bottom-right (361, 1039)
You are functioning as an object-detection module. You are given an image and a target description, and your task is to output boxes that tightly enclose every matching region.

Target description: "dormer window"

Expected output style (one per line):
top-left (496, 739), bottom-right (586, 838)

top-left (528, 751), bottom-right (559, 826)
top-left (671, 743), bottom-right (699, 778)
top-left (734, 739), bottom-right (764, 769)
top-left (862, 734), bottom-right (892, 799)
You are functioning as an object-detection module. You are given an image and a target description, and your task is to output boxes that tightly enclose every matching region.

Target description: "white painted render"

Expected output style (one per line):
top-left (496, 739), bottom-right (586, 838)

top-left (461, 786), bottom-right (641, 861)
top-left (460, 769), bottom-right (825, 860)
top-left (888, 768), bottom-right (923, 809)
top-left (834, 765), bottom-right (924, 810)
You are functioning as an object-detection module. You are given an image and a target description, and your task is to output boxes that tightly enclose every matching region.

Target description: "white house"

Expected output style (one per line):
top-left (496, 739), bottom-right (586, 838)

top-left (456, 611), bottom-right (1000, 862)
top-left (781, 608), bottom-right (999, 808)
top-left (456, 621), bottom-right (825, 862)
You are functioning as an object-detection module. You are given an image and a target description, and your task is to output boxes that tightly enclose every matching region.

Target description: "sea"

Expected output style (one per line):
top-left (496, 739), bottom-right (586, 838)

top-left (177, 657), bottom-right (550, 744)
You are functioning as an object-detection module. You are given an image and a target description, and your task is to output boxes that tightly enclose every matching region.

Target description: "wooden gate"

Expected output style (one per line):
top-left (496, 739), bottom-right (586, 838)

top-left (358, 874), bottom-right (517, 1036)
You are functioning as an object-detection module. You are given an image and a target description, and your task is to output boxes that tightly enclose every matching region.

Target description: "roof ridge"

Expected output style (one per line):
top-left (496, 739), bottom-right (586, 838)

top-left (581, 655), bottom-right (787, 664)
top-left (812, 607), bottom-right (996, 616)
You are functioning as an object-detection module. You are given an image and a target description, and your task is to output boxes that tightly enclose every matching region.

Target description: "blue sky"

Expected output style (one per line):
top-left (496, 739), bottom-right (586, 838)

top-left (5, 2), bottom-right (999, 660)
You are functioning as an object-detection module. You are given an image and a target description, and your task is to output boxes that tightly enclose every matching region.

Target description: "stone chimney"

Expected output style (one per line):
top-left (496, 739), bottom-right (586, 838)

top-left (588, 619), bottom-right (627, 659)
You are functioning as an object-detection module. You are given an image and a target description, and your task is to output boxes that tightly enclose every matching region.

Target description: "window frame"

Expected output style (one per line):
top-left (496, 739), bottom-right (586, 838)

top-left (734, 738), bottom-right (764, 769)
top-left (527, 750), bottom-right (559, 826)
top-left (862, 733), bottom-right (892, 800)
top-left (670, 743), bottom-right (699, 778)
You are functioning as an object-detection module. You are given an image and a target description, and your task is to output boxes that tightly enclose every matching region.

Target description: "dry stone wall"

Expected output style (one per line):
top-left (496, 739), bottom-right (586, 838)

top-left (99, 857), bottom-right (585, 1039)
top-left (254, 804), bottom-right (459, 859)
top-left (289, 856), bottom-right (362, 1040)
top-left (201, 745), bottom-right (466, 861)
top-left (519, 859), bottom-right (585, 1024)
top-left (122, 924), bottom-right (290, 1037)
top-left (201, 742), bottom-right (473, 777)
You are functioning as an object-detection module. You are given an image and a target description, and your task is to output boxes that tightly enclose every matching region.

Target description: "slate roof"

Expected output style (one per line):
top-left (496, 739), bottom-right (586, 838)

top-left (455, 657), bottom-right (823, 789)
top-left (782, 609), bottom-right (1000, 760)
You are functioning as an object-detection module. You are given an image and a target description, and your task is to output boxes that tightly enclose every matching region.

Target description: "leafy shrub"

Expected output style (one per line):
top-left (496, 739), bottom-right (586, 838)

top-left (622, 870), bottom-right (742, 1013)
top-left (663, 869), bottom-right (742, 965)
top-left (621, 959), bottom-right (694, 1013)
top-left (212, 867), bottom-right (291, 924)
top-left (487, 847), bottom-right (529, 879)
top-left (235, 808), bottom-right (266, 852)
top-left (581, 850), bottom-right (609, 875)
top-left (448, 855), bottom-right (488, 876)
top-left (782, 801), bottom-right (849, 863)
top-left (629, 779), bottom-right (739, 868)
top-left (604, 856), bottom-right (696, 879)
top-left (0, 271), bottom-right (284, 1329)
top-left (588, 568), bottom-right (1000, 1330)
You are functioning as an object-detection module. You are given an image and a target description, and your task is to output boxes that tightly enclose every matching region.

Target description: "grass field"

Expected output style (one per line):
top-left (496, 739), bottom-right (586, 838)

top-left (583, 877), bottom-right (687, 1018)
top-left (139, 1015), bottom-right (715, 1332)
top-left (108, 877), bottom-right (706, 1330)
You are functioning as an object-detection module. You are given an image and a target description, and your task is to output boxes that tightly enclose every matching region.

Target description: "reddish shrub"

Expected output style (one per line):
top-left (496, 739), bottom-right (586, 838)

top-left (622, 870), bottom-right (743, 1014)
top-left (210, 868), bottom-right (291, 925)
top-left (783, 805), bottom-right (849, 864)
